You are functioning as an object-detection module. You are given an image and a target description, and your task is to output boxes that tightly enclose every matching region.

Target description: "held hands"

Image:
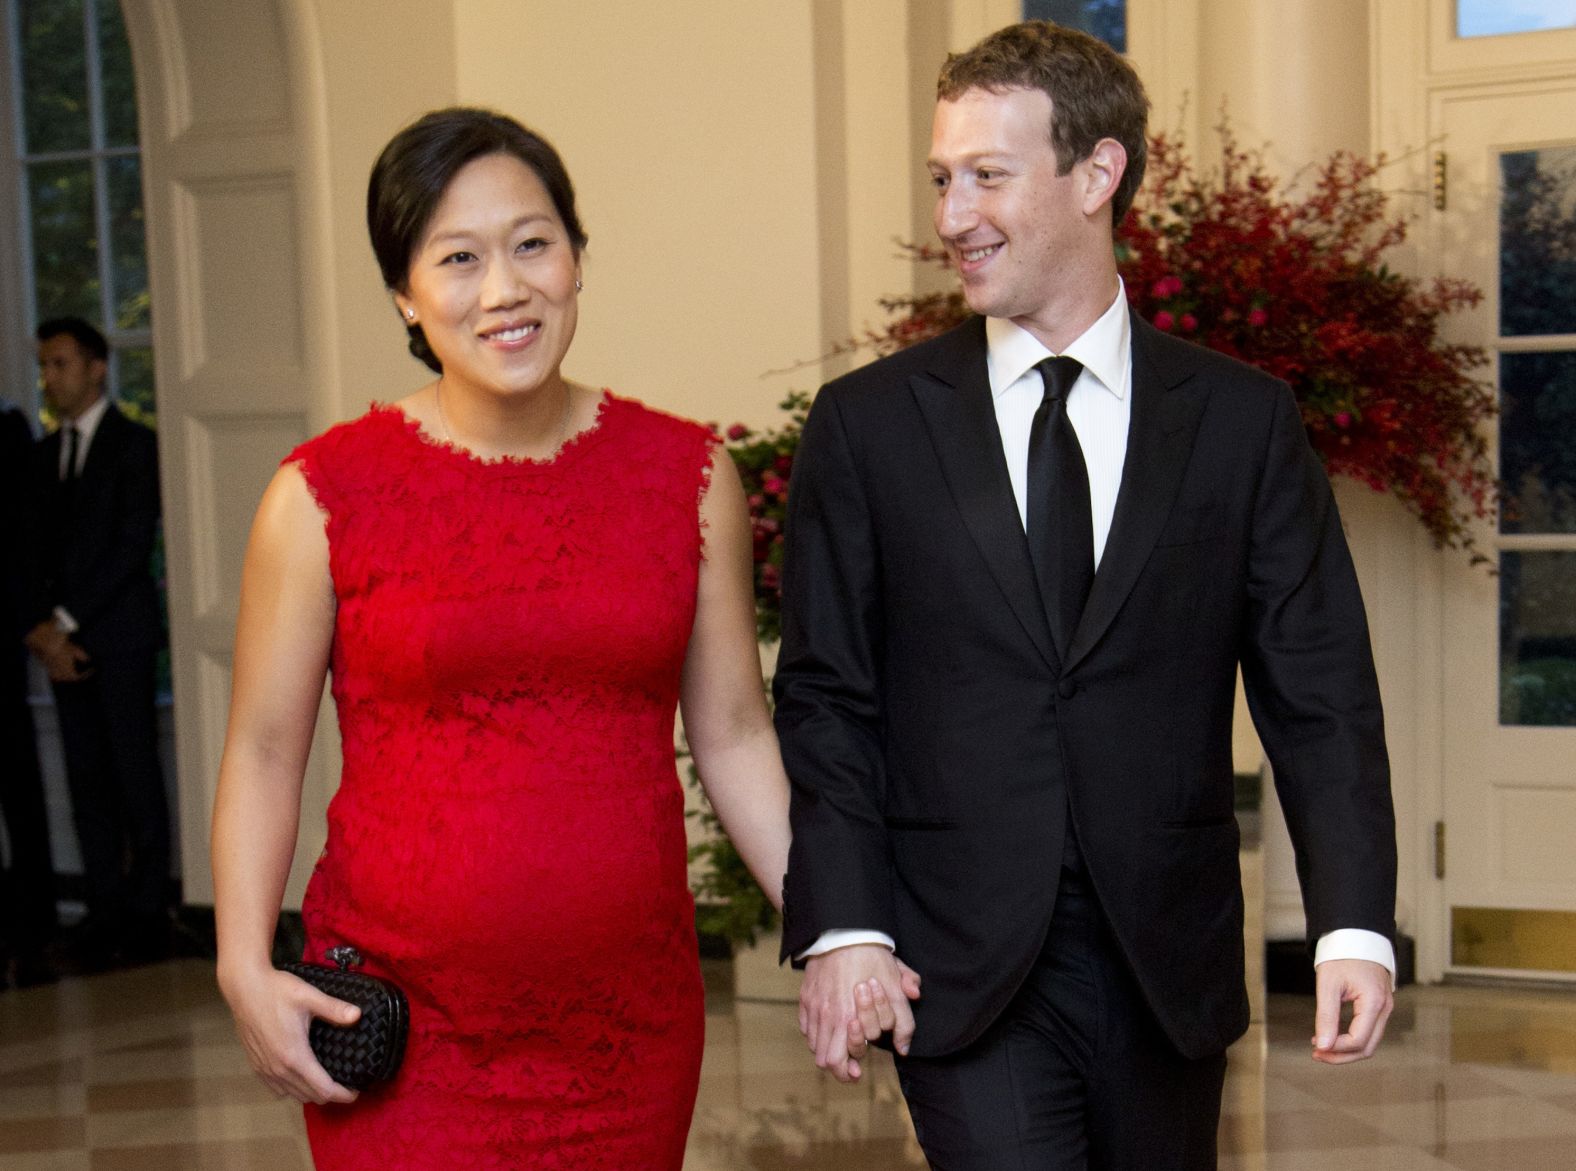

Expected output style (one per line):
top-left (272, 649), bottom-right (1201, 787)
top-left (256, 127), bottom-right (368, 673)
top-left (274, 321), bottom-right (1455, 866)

top-left (799, 944), bottom-right (923, 1083)
top-left (42, 640), bottom-right (92, 682)
top-left (1311, 957), bottom-right (1393, 1065)
top-left (220, 964), bottom-right (362, 1104)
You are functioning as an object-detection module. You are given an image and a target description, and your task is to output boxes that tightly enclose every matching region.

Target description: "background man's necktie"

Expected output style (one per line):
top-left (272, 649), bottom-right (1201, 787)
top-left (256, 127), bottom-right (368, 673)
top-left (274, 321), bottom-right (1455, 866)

top-left (1026, 356), bottom-right (1093, 656)
top-left (63, 423), bottom-right (80, 481)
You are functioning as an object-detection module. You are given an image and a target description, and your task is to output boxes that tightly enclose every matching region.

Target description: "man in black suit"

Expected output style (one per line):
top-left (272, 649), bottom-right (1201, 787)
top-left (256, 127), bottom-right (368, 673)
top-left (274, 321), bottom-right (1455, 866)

top-left (2, 403), bottom-right (57, 985)
top-left (24, 318), bottom-right (169, 965)
top-left (776, 22), bottom-right (1396, 1170)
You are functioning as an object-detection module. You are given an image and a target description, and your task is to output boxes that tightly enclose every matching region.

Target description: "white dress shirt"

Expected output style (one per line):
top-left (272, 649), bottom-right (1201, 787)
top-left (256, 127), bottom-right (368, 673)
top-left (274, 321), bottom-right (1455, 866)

top-left (803, 286), bottom-right (1395, 982)
top-left (58, 392), bottom-right (110, 479)
top-left (985, 284), bottom-right (1131, 564)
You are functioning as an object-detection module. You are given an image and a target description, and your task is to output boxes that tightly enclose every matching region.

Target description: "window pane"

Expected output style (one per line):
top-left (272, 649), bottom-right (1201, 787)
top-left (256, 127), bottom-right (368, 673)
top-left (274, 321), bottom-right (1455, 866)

top-left (96, 0), bottom-right (140, 147)
top-left (28, 160), bottom-right (101, 322)
top-left (1501, 551), bottom-right (1576, 726)
top-left (107, 156), bottom-right (149, 329)
top-left (1459, 0), bottom-right (1576, 38)
top-left (1501, 148), bottom-right (1576, 337)
top-left (1022, 0), bottom-right (1126, 52)
top-left (17, 0), bottom-right (91, 153)
top-left (114, 346), bottom-right (156, 421)
top-left (1500, 351), bottom-right (1576, 534)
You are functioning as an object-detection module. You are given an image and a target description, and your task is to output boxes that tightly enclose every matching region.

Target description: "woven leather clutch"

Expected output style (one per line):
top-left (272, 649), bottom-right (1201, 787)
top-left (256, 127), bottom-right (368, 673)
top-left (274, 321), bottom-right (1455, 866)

top-left (281, 946), bottom-right (408, 1090)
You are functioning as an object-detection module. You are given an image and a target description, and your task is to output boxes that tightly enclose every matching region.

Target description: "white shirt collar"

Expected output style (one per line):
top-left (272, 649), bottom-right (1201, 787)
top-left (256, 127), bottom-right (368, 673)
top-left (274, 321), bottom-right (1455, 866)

top-left (67, 393), bottom-right (111, 440)
top-left (985, 279), bottom-right (1131, 401)
top-left (59, 394), bottom-right (110, 478)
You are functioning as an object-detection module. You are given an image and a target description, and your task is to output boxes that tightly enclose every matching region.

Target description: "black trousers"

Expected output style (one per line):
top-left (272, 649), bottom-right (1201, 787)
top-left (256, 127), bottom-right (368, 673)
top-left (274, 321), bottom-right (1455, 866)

top-left (1, 650), bottom-right (55, 949)
top-left (895, 867), bottom-right (1227, 1171)
top-left (51, 651), bottom-right (169, 920)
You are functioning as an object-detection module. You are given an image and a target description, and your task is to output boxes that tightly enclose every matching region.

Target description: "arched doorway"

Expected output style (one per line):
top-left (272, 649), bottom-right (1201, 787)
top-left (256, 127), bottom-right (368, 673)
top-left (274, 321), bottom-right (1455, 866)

top-left (120, 0), bottom-right (339, 908)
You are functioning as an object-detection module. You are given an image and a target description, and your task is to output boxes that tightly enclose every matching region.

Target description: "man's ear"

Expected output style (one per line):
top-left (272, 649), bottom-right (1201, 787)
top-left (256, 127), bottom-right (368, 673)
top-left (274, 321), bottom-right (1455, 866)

top-left (1080, 137), bottom-right (1128, 217)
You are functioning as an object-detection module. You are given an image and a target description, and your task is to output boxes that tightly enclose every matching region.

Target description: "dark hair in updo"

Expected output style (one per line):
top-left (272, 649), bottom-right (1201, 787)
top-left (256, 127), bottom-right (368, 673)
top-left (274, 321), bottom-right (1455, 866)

top-left (367, 107), bottom-right (589, 373)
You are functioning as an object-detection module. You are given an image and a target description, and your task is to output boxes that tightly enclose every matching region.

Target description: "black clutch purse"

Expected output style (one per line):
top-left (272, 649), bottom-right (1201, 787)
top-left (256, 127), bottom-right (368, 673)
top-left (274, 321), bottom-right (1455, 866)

top-left (281, 945), bottom-right (409, 1090)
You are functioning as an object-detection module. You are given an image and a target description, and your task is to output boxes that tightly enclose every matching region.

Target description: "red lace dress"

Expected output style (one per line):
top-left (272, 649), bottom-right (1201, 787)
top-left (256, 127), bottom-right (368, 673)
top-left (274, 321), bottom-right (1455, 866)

top-left (287, 393), bottom-right (715, 1168)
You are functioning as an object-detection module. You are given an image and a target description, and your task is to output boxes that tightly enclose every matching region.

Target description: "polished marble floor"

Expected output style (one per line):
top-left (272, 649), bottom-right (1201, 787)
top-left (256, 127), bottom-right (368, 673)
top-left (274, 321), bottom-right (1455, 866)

top-left (3, 959), bottom-right (1576, 1169)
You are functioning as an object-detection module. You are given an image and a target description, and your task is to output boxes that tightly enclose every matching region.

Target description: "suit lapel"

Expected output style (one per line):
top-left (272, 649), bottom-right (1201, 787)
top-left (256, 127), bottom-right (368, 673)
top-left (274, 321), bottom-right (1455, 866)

top-left (909, 319), bottom-right (1059, 672)
top-left (1064, 318), bottom-right (1209, 673)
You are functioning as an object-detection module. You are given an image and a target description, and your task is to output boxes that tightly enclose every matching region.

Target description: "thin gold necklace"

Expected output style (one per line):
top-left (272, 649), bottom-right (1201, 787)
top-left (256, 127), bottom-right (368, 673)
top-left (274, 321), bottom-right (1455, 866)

top-left (433, 380), bottom-right (574, 460)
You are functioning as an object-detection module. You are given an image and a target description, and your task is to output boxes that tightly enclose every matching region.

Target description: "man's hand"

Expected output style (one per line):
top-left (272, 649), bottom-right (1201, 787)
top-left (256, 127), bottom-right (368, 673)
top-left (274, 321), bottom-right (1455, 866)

top-left (24, 620), bottom-right (66, 660)
top-left (799, 944), bottom-right (922, 1083)
top-left (1311, 957), bottom-right (1393, 1065)
top-left (40, 638), bottom-right (92, 683)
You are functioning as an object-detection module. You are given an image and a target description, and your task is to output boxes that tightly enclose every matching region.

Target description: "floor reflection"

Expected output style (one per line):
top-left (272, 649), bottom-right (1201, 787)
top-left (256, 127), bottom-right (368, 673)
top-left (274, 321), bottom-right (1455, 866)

top-left (2, 960), bottom-right (1575, 1168)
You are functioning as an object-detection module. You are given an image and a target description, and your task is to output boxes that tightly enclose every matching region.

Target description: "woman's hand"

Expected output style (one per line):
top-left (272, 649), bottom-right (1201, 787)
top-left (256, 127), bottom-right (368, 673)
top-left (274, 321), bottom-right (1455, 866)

top-left (221, 964), bottom-right (362, 1104)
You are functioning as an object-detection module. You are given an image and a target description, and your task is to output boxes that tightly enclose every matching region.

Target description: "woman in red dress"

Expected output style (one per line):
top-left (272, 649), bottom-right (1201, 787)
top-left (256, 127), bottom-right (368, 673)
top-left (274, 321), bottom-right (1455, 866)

top-left (211, 109), bottom-right (792, 1168)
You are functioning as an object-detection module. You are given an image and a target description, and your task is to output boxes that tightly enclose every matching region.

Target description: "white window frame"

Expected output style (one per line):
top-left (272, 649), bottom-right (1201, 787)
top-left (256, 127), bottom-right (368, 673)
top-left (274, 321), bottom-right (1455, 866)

top-left (1, 0), bottom-right (150, 419)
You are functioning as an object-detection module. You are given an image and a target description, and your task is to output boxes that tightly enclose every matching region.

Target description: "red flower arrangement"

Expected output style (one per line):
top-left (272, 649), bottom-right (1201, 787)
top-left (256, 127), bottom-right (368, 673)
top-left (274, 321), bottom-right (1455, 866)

top-left (712, 391), bottom-right (809, 643)
top-left (721, 125), bottom-right (1500, 634)
top-left (1119, 126), bottom-right (1497, 562)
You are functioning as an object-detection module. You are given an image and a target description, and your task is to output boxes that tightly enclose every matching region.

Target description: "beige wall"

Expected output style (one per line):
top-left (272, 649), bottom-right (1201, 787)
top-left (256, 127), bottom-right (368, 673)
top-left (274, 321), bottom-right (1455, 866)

top-left (297, 0), bottom-right (1019, 433)
top-left (449, 2), bottom-right (822, 428)
top-left (307, 0), bottom-right (460, 423)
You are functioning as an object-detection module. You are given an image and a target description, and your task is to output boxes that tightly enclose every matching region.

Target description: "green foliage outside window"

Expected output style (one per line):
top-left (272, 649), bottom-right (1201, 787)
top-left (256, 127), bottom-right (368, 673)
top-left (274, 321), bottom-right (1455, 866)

top-left (15, 0), bottom-right (152, 405)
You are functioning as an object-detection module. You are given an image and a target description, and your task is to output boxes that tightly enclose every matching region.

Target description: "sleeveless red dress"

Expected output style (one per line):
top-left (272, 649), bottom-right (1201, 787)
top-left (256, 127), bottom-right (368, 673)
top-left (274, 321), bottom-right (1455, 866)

top-left (287, 393), bottom-right (714, 1168)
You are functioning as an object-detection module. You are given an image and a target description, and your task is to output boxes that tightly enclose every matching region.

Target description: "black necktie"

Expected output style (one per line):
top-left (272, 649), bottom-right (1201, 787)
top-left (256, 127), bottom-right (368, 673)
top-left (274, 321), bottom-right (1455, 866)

top-left (1026, 356), bottom-right (1093, 656)
top-left (63, 423), bottom-right (80, 481)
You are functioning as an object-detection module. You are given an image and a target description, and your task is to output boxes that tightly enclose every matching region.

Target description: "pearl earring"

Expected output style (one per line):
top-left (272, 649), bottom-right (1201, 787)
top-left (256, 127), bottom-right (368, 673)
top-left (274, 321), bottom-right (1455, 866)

top-left (405, 308), bottom-right (415, 321)
top-left (575, 279), bottom-right (583, 292)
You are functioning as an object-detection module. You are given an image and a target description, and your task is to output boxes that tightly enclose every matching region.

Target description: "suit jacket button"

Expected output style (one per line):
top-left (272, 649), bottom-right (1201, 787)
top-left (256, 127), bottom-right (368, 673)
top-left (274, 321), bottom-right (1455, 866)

top-left (1058, 678), bottom-right (1078, 699)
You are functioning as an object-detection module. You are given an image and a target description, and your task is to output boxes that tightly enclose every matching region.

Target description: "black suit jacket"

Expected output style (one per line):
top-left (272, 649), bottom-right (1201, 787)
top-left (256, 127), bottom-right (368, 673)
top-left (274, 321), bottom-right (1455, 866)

top-left (30, 404), bottom-right (163, 659)
top-left (774, 314), bottom-right (1396, 1061)
top-left (2, 407), bottom-right (38, 643)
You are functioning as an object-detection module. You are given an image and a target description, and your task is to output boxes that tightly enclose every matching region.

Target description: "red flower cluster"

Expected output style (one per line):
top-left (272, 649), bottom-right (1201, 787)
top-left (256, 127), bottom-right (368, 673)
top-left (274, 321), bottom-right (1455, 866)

top-left (1119, 127), bottom-right (1497, 558)
top-left (713, 391), bottom-right (809, 639)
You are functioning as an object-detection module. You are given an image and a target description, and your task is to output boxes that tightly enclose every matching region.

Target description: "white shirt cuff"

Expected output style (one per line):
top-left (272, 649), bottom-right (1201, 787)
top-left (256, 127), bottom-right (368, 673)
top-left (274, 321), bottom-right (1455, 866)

top-left (797, 929), bottom-right (896, 961)
top-left (1314, 928), bottom-right (1396, 986)
top-left (52, 606), bottom-right (80, 635)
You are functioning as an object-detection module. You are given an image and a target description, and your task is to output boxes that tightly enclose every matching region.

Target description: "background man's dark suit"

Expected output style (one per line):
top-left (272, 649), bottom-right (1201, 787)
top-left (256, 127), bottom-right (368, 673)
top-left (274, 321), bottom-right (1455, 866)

top-left (30, 403), bottom-right (169, 940)
top-left (1, 405), bottom-right (56, 975)
top-left (775, 312), bottom-right (1396, 1063)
